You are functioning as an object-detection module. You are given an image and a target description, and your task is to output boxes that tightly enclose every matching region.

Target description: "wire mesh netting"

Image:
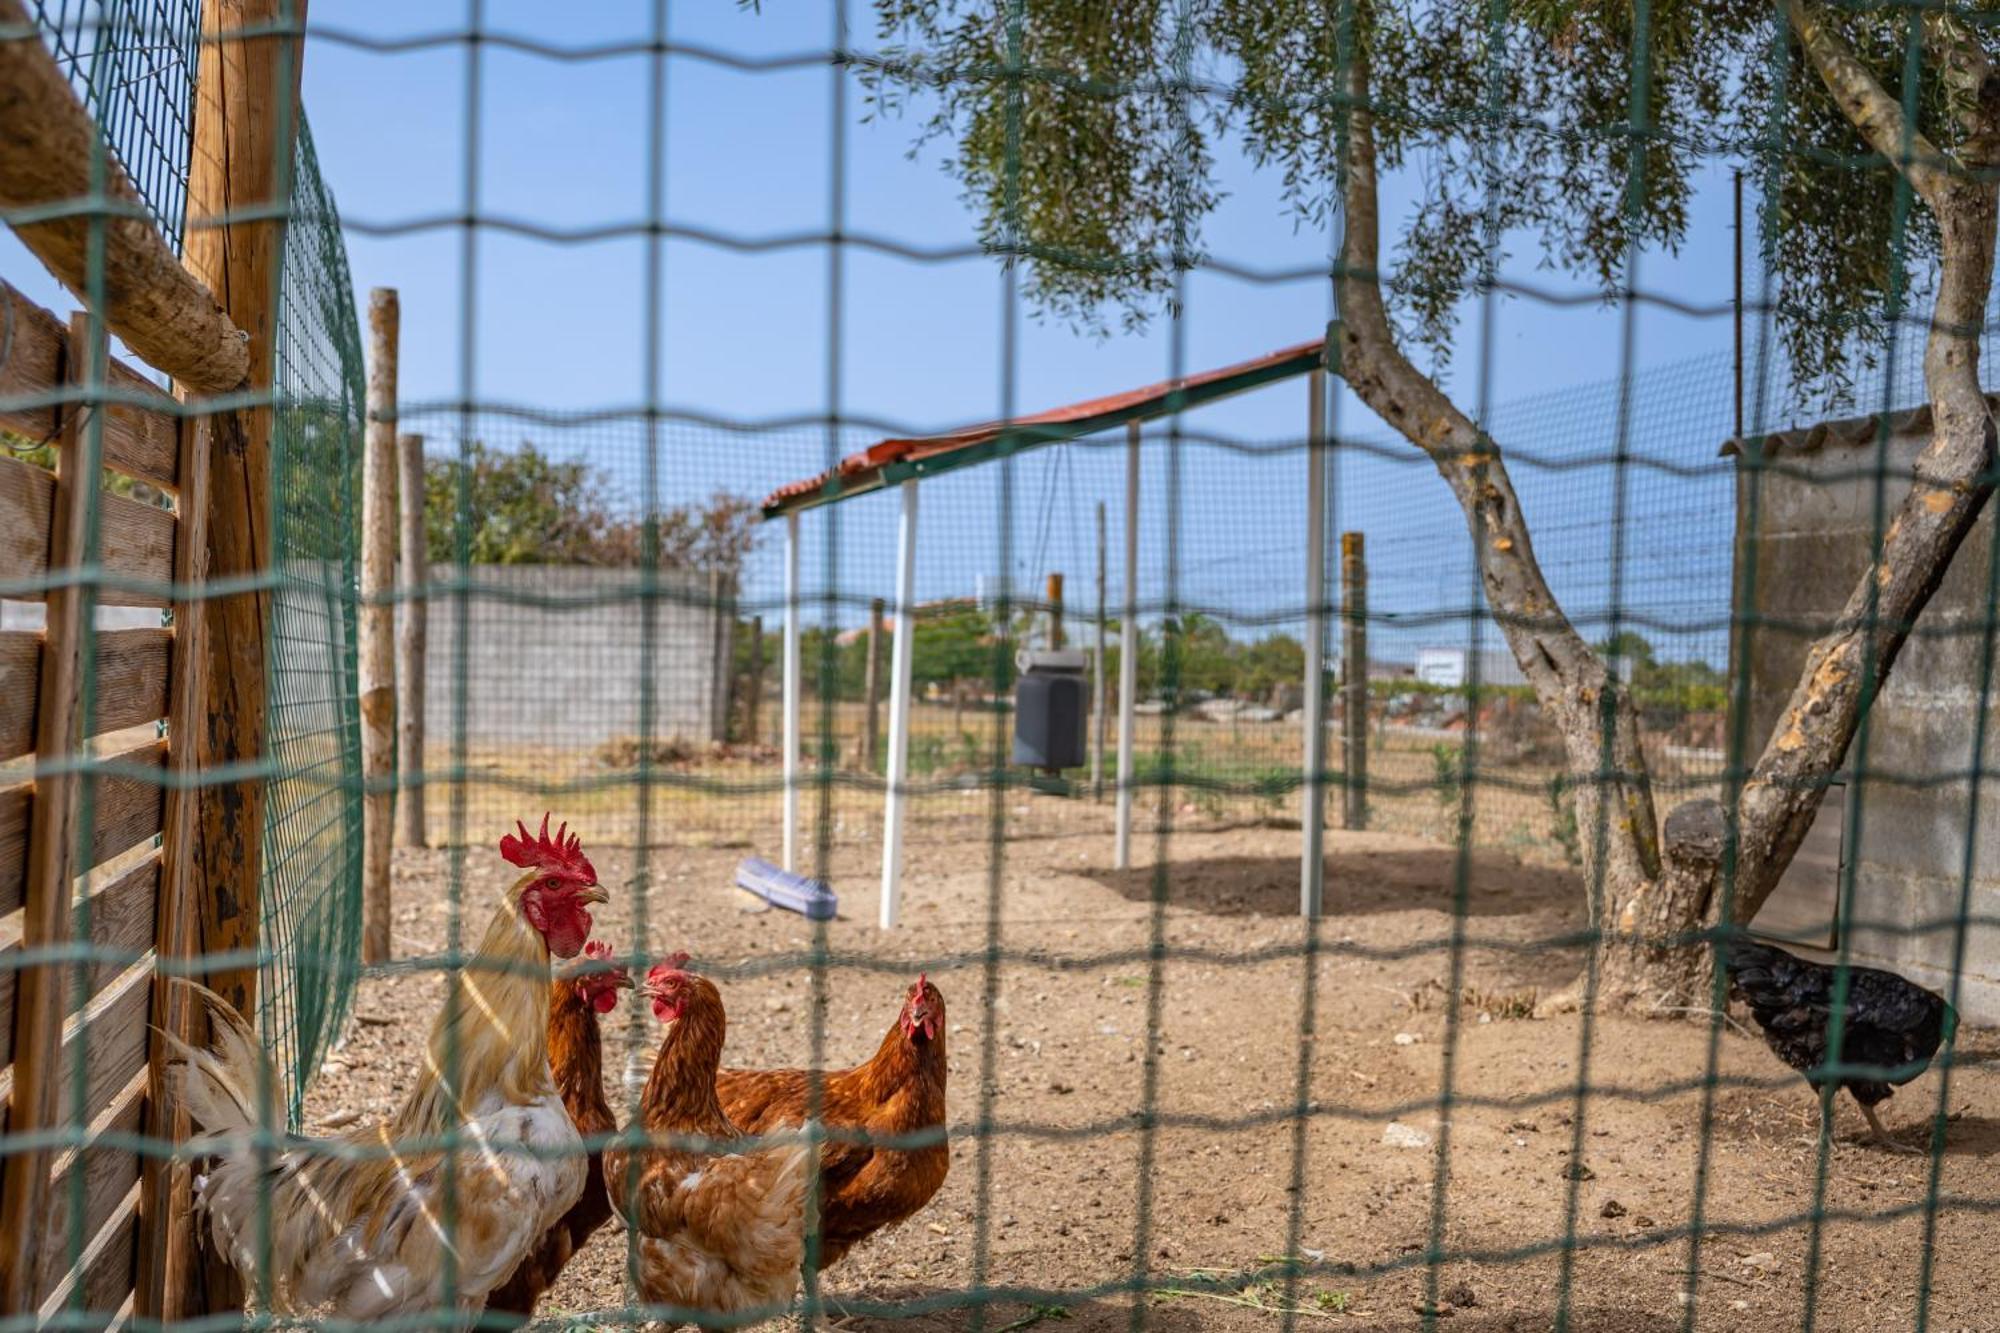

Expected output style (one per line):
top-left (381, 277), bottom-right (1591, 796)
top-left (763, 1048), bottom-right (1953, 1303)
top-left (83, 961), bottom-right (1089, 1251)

top-left (28, 0), bottom-right (200, 250)
top-left (261, 112), bottom-right (366, 1122)
top-left (12, 2), bottom-right (2000, 1331)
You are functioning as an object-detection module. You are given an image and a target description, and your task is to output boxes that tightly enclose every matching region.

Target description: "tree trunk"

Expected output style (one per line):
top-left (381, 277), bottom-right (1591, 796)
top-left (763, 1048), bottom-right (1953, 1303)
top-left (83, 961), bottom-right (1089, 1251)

top-left (1330, 41), bottom-right (1663, 1005)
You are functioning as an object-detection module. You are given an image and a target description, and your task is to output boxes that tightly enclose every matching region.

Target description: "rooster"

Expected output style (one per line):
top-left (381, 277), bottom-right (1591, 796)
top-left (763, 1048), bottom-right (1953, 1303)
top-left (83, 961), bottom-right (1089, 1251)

top-left (170, 815), bottom-right (607, 1320)
top-left (483, 940), bottom-right (633, 1322)
top-left (716, 974), bottom-right (948, 1267)
top-left (604, 955), bottom-right (815, 1326)
top-left (1726, 940), bottom-right (1955, 1152)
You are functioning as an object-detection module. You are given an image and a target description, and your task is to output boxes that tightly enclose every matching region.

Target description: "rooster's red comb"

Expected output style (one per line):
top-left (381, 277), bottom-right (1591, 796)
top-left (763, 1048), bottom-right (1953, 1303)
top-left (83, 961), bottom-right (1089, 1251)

top-left (499, 813), bottom-right (597, 885)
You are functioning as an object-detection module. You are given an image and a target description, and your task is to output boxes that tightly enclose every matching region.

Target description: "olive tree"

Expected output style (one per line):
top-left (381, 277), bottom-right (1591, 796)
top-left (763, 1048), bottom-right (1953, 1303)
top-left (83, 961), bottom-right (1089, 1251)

top-left (861, 0), bottom-right (2000, 1009)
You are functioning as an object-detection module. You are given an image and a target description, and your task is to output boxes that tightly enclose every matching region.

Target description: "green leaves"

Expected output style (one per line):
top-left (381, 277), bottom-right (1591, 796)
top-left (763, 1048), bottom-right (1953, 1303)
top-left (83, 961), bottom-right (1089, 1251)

top-left (862, 0), bottom-right (1992, 407)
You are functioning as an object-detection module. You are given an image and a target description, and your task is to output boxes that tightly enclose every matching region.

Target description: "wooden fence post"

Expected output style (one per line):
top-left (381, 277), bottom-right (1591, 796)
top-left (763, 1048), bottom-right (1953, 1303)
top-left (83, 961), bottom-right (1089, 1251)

top-left (745, 615), bottom-right (763, 746)
top-left (0, 314), bottom-right (98, 1311)
top-left (862, 597), bottom-right (885, 771)
top-left (359, 288), bottom-right (397, 963)
top-left (396, 432), bottom-right (427, 847)
top-left (1341, 531), bottom-right (1368, 831)
top-left (142, 403), bottom-right (214, 1324)
top-left (185, 0), bottom-right (308, 1028)
top-left (1047, 572), bottom-right (1064, 651)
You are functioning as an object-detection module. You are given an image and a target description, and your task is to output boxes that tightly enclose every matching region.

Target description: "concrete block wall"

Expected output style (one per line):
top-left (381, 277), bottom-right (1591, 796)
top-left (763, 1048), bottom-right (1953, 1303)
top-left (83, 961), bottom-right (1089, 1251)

top-left (1734, 405), bottom-right (2000, 1020)
top-left (420, 564), bottom-right (734, 750)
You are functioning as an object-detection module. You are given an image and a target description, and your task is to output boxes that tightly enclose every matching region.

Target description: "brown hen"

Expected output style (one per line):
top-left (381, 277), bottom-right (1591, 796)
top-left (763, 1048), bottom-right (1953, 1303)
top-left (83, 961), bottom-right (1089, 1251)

top-left (715, 974), bottom-right (948, 1267)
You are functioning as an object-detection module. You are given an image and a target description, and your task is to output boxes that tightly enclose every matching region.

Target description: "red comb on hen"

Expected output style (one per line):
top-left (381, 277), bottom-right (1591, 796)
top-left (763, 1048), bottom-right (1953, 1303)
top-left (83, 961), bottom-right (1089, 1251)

top-left (500, 813), bottom-right (597, 886)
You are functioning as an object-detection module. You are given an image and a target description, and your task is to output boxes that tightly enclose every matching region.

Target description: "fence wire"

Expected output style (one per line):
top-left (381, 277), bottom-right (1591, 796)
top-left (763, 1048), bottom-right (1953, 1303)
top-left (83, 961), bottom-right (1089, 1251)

top-left (9, 3), bottom-right (2000, 1333)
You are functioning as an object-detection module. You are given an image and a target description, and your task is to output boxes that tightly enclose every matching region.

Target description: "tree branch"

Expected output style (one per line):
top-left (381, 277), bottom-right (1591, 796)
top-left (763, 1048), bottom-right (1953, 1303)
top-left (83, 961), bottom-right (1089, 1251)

top-left (1785, 0), bottom-right (1955, 209)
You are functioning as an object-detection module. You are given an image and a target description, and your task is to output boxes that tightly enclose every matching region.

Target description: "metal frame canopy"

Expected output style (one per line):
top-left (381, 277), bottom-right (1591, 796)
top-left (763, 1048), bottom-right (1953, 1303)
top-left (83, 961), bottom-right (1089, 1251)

top-left (759, 331), bottom-right (1337, 930)
top-left (759, 335), bottom-right (1329, 519)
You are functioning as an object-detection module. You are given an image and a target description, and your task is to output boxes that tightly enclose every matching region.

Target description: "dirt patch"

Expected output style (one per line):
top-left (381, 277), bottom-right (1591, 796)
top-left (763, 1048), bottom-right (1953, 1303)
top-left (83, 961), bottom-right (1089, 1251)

top-left (304, 813), bottom-right (2000, 1332)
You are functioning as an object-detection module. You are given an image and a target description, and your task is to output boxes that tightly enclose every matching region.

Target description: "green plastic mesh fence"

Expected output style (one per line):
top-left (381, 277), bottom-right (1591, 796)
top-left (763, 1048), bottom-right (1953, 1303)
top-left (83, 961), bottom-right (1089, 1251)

top-left (261, 113), bottom-right (366, 1124)
top-left (15, 2), bottom-right (2000, 1331)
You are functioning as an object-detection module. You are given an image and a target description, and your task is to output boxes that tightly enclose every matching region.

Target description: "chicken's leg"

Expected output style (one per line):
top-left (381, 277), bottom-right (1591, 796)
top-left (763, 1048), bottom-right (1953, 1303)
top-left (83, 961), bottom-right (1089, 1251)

top-left (1857, 1099), bottom-right (1921, 1154)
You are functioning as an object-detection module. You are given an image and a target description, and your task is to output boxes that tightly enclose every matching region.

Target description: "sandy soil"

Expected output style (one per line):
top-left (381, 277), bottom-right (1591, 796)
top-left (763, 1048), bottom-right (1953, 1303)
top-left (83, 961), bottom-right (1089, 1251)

top-left (303, 806), bottom-right (2000, 1333)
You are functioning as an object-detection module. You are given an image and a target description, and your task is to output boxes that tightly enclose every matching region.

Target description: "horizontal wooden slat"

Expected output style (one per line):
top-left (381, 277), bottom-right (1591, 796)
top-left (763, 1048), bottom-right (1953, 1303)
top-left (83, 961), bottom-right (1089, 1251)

top-left (0, 455), bottom-right (175, 605)
top-left (0, 958), bottom-right (151, 1131)
top-left (0, 742), bottom-right (166, 915)
top-left (36, 1185), bottom-right (138, 1327)
top-left (0, 631), bottom-right (35, 757)
top-left (0, 628), bottom-right (171, 763)
top-left (35, 1072), bottom-right (146, 1304)
top-left (0, 282), bottom-right (178, 490)
top-left (96, 360), bottom-right (178, 490)
top-left (0, 451), bottom-right (57, 586)
top-left (0, 280), bottom-right (65, 444)
top-left (0, 854), bottom-right (161, 1066)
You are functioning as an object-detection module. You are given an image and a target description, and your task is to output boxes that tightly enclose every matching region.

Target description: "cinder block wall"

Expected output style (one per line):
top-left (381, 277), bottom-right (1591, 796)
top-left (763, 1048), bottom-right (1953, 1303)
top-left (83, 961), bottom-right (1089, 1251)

top-left (421, 564), bottom-right (734, 749)
top-left (1735, 406), bottom-right (2000, 1021)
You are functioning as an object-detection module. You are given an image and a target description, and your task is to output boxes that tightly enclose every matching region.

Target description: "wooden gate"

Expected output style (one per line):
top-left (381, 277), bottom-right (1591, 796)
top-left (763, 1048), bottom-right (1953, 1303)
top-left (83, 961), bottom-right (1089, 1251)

top-left (0, 278), bottom-right (208, 1323)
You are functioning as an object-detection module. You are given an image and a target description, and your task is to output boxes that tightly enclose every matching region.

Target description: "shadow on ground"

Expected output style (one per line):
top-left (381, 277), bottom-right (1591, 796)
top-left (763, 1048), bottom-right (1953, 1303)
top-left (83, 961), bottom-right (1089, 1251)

top-left (1080, 849), bottom-right (1580, 919)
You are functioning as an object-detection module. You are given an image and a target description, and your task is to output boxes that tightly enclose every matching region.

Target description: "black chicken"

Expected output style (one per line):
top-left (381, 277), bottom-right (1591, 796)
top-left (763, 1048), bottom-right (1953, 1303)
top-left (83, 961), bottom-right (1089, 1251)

top-left (1725, 941), bottom-right (1955, 1152)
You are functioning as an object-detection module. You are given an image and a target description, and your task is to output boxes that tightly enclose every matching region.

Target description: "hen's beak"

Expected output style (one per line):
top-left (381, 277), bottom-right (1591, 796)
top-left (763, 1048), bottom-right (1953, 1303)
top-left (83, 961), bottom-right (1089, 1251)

top-left (577, 885), bottom-right (609, 906)
top-left (612, 970), bottom-right (637, 989)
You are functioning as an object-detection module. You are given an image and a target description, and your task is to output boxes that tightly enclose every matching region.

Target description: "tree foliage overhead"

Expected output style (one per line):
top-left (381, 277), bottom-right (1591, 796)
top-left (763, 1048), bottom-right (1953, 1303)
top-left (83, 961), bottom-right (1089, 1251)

top-left (866, 0), bottom-right (1984, 401)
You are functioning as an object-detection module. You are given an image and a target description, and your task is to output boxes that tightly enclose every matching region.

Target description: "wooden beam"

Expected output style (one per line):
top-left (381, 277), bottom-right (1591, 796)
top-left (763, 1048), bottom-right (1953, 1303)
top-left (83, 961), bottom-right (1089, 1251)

top-left (138, 407), bottom-right (211, 1322)
top-left (185, 0), bottom-right (308, 1030)
top-left (0, 312), bottom-right (98, 1311)
top-left (395, 432), bottom-right (426, 848)
top-left (359, 288), bottom-right (397, 964)
top-left (0, 0), bottom-right (246, 392)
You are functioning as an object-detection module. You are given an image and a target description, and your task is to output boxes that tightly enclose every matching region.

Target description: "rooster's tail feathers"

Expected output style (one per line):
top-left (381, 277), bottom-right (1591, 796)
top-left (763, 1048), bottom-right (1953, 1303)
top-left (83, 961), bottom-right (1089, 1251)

top-left (162, 978), bottom-right (287, 1149)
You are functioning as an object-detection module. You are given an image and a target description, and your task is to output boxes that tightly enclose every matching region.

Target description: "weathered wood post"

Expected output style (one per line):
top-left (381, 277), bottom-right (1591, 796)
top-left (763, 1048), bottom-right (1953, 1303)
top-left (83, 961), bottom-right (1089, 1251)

top-left (1341, 531), bottom-right (1368, 830)
top-left (1046, 572), bottom-right (1065, 650)
top-left (360, 288), bottom-right (397, 963)
top-left (186, 0), bottom-right (309, 1028)
top-left (745, 614), bottom-right (764, 745)
top-left (862, 596), bottom-right (885, 771)
top-left (396, 432), bottom-right (427, 847)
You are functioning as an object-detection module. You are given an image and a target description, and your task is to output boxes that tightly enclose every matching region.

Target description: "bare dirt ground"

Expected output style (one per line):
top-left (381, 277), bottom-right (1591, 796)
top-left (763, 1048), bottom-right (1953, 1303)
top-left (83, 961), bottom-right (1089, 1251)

top-left (307, 801), bottom-right (2000, 1333)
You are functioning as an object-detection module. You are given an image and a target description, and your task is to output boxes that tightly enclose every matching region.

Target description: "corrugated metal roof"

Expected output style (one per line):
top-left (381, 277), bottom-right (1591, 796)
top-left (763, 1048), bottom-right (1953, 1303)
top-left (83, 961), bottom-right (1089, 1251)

top-left (760, 334), bottom-right (1329, 518)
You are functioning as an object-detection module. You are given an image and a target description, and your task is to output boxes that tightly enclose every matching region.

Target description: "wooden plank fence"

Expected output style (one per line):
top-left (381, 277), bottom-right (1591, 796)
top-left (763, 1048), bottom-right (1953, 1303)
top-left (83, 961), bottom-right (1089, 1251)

top-left (0, 278), bottom-right (208, 1324)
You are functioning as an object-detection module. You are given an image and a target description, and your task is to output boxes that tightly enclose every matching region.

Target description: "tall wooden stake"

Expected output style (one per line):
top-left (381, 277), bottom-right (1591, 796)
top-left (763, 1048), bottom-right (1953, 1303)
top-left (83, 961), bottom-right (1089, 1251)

top-left (1046, 572), bottom-right (1065, 650)
top-left (746, 614), bottom-right (764, 746)
top-left (186, 0), bottom-right (308, 1027)
top-left (359, 288), bottom-right (397, 963)
top-left (396, 432), bottom-right (427, 847)
top-left (1341, 531), bottom-right (1368, 831)
top-left (863, 596), bottom-right (885, 771)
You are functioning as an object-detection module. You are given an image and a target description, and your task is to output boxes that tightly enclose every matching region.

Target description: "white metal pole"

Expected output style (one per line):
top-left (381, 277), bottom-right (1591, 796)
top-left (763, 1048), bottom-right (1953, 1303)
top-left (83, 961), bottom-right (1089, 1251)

top-left (782, 513), bottom-right (801, 873)
top-left (1301, 369), bottom-right (1328, 917)
top-left (1115, 422), bottom-right (1140, 870)
top-left (1092, 500), bottom-right (1107, 800)
top-left (880, 479), bottom-right (921, 928)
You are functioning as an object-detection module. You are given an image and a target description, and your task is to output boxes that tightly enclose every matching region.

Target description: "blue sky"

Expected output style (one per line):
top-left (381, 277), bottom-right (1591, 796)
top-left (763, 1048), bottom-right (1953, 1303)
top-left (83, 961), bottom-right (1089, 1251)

top-left (5, 2), bottom-right (1784, 665)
